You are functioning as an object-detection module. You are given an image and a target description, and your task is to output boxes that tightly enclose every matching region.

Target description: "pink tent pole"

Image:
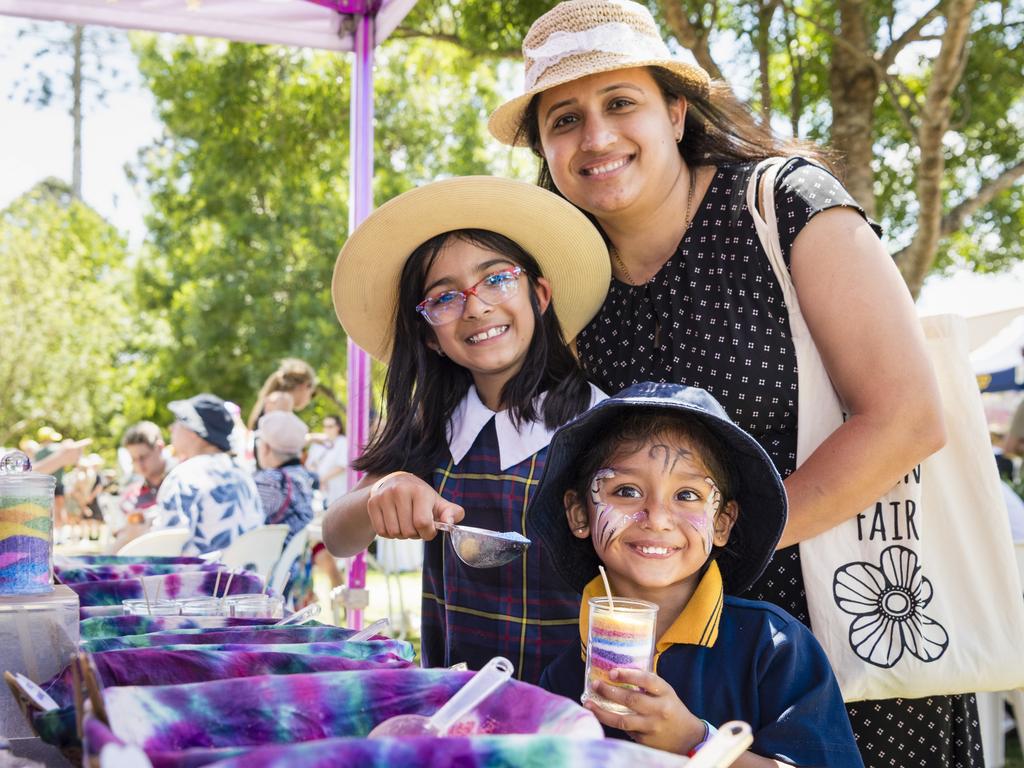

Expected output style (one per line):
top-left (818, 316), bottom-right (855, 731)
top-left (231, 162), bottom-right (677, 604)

top-left (345, 8), bottom-right (375, 631)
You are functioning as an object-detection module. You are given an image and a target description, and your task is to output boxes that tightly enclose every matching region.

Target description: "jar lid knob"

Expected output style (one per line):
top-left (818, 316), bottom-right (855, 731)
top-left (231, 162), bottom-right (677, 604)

top-left (0, 450), bottom-right (32, 474)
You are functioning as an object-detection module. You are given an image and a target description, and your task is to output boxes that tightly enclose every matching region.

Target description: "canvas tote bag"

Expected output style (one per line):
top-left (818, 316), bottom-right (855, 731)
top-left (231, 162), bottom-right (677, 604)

top-left (746, 156), bottom-right (1024, 702)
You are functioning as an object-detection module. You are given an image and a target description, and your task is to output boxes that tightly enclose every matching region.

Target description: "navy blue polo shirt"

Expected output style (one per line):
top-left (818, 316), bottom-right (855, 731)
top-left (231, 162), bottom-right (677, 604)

top-left (539, 563), bottom-right (863, 767)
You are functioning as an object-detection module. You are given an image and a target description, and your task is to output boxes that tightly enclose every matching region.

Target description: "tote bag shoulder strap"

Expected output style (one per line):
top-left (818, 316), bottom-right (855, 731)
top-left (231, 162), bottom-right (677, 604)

top-left (745, 156), bottom-right (800, 310)
top-left (745, 157), bottom-right (846, 458)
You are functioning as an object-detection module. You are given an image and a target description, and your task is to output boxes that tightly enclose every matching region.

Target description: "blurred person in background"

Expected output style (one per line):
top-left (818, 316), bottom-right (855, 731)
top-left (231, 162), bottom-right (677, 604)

top-left (33, 427), bottom-right (91, 533)
top-left (1003, 391), bottom-right (1024, 462)
top-left (247, 359), bottom-right (318, 470)
top-left (66, 453), bottom-right (107, 541)
top-left (18, 437), bottom-right (39, 461)
top-left (153, 394), bottom-right (263, 554)
top-left (304, 413), bottom-right (349, 594)
top-left (254, 411), bottom-right (318, 545)
top-left (305, 414), bottom-right (347, 508)
top-left (112, 421), bottom-right (176, 550)
top-left (33, 426), bottom-right (68, 524)
top-left (247, 358), bottom-right (318, 431)
top-left (254, 411), bottom-right (321, 606)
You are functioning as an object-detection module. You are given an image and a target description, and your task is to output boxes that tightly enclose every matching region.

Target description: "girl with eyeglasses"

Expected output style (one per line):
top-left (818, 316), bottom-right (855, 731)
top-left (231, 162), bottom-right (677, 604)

top-left (323, 176), bottom-right (610, 682)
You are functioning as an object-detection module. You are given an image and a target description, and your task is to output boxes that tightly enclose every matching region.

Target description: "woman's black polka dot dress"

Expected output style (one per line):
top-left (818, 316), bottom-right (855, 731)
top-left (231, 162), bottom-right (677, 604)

top-left (575, 159), bottom-right (984, 768)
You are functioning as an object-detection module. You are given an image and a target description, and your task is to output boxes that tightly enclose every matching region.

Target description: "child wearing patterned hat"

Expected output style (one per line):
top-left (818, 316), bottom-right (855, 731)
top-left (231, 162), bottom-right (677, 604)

top-left (530, 382), bottom-right (861, 765)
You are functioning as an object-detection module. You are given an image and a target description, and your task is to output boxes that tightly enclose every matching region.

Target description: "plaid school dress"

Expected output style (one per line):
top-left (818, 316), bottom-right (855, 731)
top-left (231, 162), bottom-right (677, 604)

top-left (421, 388), bottom-right (603, 685)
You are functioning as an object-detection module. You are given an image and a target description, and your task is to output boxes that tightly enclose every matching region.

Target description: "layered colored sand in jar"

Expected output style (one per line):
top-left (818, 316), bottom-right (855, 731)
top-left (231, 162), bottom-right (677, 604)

top-left (583, 597), bottom-right (657, 715)
top-left (0, 496), bottom-right (54, 595)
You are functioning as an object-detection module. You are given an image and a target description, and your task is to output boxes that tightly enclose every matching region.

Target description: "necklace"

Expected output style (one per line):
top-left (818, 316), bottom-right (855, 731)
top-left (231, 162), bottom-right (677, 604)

top-left (612, 166), bottom-right (699, 287)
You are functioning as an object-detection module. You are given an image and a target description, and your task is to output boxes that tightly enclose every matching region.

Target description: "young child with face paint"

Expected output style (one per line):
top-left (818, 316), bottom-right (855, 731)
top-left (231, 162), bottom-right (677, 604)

top-left (529, 382), bottom-right (861, 766)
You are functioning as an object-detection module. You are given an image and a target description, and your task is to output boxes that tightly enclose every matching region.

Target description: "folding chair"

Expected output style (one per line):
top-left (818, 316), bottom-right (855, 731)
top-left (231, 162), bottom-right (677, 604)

top-left (220, 525), bottom-right (289, 585)
top-left (116, 528), bottom-right (190, 557)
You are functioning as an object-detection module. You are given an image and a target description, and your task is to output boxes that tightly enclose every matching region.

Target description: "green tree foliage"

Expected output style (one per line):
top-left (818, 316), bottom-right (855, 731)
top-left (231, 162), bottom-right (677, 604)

top-left (0, 179), bottom-right (133, 448)
top-left (130, 36), bottom-right (526, 421)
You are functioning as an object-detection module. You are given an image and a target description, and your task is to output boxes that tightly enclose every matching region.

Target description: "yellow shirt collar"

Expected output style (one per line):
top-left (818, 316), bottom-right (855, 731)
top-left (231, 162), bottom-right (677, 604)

top-left (578, 561), bottom-right (724, 661)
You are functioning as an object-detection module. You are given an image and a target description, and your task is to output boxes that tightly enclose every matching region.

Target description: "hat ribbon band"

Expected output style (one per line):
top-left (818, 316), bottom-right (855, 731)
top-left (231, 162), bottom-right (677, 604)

top-left (524, 22), bottom-right (671, 91)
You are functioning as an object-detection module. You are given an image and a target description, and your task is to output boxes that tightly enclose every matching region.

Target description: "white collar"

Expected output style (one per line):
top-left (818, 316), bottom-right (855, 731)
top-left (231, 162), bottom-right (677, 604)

top-left (446, 384), bottom-right (607, 471)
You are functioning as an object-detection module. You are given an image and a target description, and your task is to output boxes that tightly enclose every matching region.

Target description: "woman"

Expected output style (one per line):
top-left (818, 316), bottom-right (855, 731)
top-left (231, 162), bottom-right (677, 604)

top-left (247, 358), bottom-right (319, 431)
top-left (488, 1), bottom-right (974, 765)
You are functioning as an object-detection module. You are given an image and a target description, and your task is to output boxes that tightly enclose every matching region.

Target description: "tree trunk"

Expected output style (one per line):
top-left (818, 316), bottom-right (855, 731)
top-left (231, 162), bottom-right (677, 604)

top-left (757, 0), bottom-right (775, 125)
top-left (71, 25), bottom-right (84, 201)
top-left (782, 6), bottom-right (804, 137)
top-left (895, 0), bottom-right (977, 297)
top-left (659, 1), bottom-right (726, 81)
top-left (828, 0), bottom-right (879, 217)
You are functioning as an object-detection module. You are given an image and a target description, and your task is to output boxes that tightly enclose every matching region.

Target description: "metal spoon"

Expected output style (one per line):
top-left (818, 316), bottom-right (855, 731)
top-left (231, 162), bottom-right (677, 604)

top-left (434, 521), bottom-right (530, 568)
top-left (368, 656), bottom-right (514, 738)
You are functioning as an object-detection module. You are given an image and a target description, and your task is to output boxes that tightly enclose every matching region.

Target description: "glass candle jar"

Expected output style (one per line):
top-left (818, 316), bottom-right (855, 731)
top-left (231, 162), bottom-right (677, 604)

top-left (582, 597), bottom-right (658, 716)
top-left (0, 451), bottom-right (56, 596)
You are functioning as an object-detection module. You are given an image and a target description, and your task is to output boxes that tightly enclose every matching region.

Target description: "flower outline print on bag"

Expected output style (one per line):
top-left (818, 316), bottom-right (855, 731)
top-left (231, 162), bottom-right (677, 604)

top-left (832, 544), bottom-right (949, 668)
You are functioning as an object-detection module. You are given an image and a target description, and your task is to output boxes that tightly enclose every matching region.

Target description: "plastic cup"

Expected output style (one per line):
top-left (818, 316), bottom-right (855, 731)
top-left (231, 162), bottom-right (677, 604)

top-left (122, 598), bottom-right (180, 616)
top-left (226, 594), bottom-right (284, 619)
top-left (582, 597), bottom-right (658, 715)
top-left (178, 597), bottom-right (225, 616)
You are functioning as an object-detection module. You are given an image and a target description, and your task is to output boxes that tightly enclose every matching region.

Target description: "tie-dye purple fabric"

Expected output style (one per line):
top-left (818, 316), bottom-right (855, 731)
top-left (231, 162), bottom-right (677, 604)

top-left (83, 717), bottom-right (689, 768)
top-left (66, 571), bottom-right (264, 607)
top-left (56, 562), bottom-right (219, 583)
top-left (207, 735), bottom-right (690, 768)
top-left (56, 554), bottom-right (207, 566)
top-left (79, 615), bottom-right (284, 640)
top-left (44, 648), bottom-right (414, 707)
top-left (224, 735), bottom-right (690, 768)
top-left (81, 625), bottom-right (387, 652)
top-left (79, 640), bottom-right (413, 665)
top-left (83, 716), bottom-right (248, 768)
top-left (34, 648), bottom-right (403, 752)
top-left (101, 668), bottom-right (602, 752)
top-left (30, 633), bottom-right (410, 750)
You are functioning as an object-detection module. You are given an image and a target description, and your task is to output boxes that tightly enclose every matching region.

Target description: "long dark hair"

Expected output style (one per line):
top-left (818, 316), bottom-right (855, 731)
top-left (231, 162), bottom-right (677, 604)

top-left (354, 229), bottom-right (593, 478)
top-left (519, 67), bottom-right (836, 197)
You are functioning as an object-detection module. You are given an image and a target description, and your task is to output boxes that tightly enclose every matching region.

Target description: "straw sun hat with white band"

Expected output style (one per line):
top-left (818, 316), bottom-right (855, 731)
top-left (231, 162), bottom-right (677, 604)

top-left (489, 0), bottom-right (711, 146)
top-left (332, 176), bottom-right (610, 362)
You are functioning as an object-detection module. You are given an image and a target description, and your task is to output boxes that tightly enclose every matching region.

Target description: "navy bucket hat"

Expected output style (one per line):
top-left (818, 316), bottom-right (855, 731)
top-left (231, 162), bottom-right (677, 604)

top-left (528, 382), bottom-right (788, 595)
top-left (168, 393), bottom-right (234, 453)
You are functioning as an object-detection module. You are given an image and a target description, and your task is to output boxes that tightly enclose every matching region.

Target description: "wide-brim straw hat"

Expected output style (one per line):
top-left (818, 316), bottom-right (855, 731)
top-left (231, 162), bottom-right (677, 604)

top-left (333, 176), bottom-right (611, 362)
top-left (527, 382), bottom-right (788, 595)
top-left (489, 0), bottom-right (711, 146)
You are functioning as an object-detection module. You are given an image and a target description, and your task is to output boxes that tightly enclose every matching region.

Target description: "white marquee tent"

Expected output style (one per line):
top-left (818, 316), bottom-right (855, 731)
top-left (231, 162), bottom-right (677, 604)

top-left (0, 0), bottom-right (416, 51)
top-left (0, 0), bottom-right (419, 629)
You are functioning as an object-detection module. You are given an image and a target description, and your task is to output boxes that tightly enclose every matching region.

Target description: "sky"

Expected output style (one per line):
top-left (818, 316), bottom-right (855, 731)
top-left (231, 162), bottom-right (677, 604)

top-left (1, 15), bottom-right (1023, 316)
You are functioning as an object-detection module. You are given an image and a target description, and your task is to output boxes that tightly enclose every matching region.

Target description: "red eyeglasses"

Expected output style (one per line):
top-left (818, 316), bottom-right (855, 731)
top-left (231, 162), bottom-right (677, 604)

top-left (415, 266), bottom-right (524, 326)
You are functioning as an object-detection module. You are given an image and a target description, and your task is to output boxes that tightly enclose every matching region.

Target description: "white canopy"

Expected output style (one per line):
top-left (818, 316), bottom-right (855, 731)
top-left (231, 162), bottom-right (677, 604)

top-left (0, 0), bottom-right (416, 51)
top-left (972, 314), bottom-right (1024, 391)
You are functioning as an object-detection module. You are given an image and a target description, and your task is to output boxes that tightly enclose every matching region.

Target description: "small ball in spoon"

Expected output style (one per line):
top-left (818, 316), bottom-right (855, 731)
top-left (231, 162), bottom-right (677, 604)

top-left (458, 538), bottom-right (482, 562)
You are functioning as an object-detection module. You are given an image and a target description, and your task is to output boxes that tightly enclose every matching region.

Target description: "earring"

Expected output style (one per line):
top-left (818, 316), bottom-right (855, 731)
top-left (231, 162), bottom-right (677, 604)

top-left (574, 526), bottom-right (587, 533)
top-left (432, 348), bottom-right (445, 358)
